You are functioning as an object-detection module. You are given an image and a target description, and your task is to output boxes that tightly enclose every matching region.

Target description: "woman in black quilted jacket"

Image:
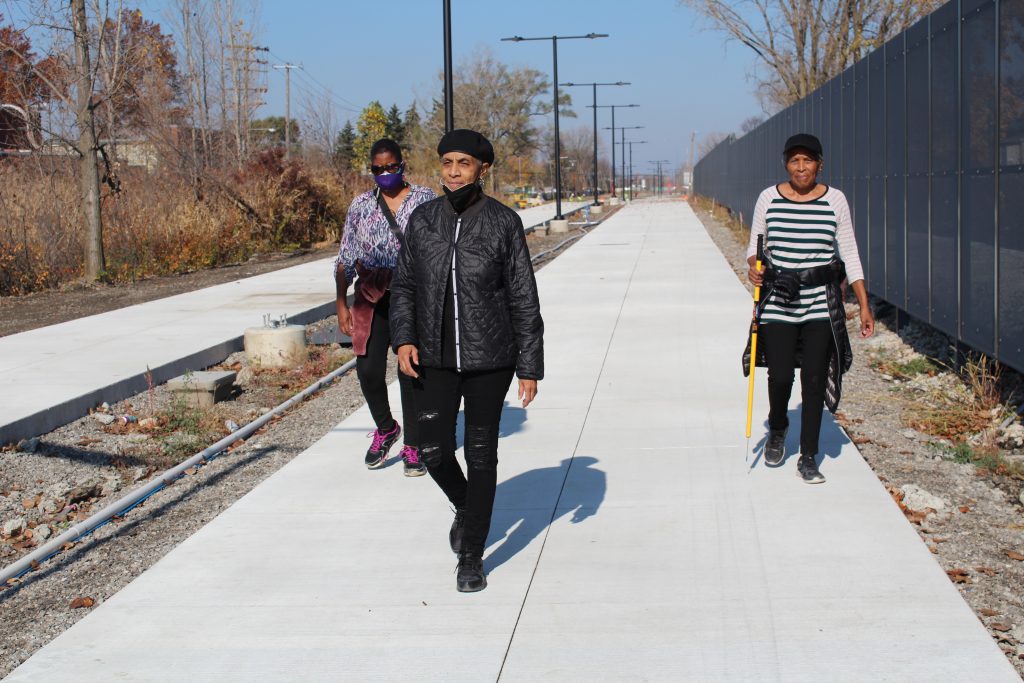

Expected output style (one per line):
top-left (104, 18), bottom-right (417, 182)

top-left (390, 129), bottom-right (544, 593)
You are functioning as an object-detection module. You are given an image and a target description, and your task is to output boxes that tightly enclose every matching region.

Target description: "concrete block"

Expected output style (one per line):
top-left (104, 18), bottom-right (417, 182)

top-left (548, 219), bottom-right (569, 234)
top-left (244, 325), bottom-right (307, 369)
top-left (167, 370), bottom-right (236, 409)
top-left (589, 204), bottom-right (603, 216)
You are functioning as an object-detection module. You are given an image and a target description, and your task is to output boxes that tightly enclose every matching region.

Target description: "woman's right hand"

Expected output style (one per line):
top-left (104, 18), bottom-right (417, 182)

top-left (336, 301), bottom-right (353, 336)
top-left (397, 344), bottom-right (420, 378)
top-left (747, 256), bottom-right (763, 286)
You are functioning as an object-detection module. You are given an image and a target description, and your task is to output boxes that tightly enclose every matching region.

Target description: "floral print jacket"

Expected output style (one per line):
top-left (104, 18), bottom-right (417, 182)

top-left (333, 183), bottom-right (437, 285)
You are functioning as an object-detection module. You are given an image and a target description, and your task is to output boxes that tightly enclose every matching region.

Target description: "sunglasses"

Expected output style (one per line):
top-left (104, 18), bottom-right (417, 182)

top-left (370, 161), bottom-right (404, 175)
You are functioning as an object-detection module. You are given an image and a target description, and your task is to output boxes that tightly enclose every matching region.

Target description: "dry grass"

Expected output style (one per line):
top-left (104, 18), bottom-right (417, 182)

top-left (249, 345), bottom-right (354, 404)
top-left (900, 353), bottom-right (1017, 464)
top-left (690, 194), bottom-right (749, 245)
top-left (0, 151), bottom-right (359, 296)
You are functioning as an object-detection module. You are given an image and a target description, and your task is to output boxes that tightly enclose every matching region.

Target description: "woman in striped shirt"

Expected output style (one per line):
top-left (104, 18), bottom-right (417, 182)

top-left (746, 133), bottom-right (874, 483)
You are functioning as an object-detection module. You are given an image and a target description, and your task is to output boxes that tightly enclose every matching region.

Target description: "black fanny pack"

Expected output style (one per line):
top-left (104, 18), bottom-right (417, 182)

top-left (764, 260), bottom-right (846, 303)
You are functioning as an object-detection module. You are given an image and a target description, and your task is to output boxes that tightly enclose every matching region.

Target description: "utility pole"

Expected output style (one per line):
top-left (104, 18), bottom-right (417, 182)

top-left (227, 42), bottom-right (269, 163)
top-left (688, 129), bottom-right (696, 192)
top-left (274, 63), bottom-right (300, 158)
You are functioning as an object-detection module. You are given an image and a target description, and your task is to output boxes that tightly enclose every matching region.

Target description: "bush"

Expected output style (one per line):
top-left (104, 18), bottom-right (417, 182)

top-left (0, 150), bottom-right (360, 296)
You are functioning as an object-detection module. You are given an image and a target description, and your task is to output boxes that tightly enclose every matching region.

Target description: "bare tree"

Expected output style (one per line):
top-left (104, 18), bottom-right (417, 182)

top-left (0, 0), bottom-right (112, 279)
top-left (72, 0), bottom-right (104, 278)
top-left (740, 115), bottom-right (764, 133)
top-left (698, 131), bottom-right (731, 160)
top-left (420, 48), bottom-right (571, 191)
top-left (299, 85), bottom-right (338, 157)
top-left (681, 0), bottom-right (943, 110)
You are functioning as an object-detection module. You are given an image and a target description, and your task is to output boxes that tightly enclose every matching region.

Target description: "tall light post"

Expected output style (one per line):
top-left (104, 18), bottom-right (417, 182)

top-left (604, 124), bottom-right (643, 201)
top-left (561, 81), bottom-right (629, 206)
top-left (442, 0), bottom-right (454, 132)
top-left (650, 159), bottom-right (670, 196)
top-left (625, 140), bottom-right (647, 199)
top-left (590, 104), bottom-right (638, 201)
top-left (502, 33), bottom-right (608, 220)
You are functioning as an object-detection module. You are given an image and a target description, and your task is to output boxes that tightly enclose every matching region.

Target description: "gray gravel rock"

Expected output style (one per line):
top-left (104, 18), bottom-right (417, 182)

top-left (901, 484), bottom-right (949, 512)
top-left (3, 518), bottom-right (26, 537)
top-left (91, 413), bottom-right (115, 426)
top-left (66, 481), bottom-right (101, 504)
top-left (15, 438), bottom-right (40, 454)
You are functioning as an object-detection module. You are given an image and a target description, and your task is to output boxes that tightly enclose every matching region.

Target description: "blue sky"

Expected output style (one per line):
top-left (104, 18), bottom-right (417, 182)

top-left (9, 0), bottom-right (765, 172)
top-left (250, 0), bottom-right (763, 172)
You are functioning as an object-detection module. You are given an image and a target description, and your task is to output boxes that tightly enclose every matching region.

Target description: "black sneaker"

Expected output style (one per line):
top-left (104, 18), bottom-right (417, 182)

top-left (797, 453), bottom-right (826, 484)
top-left (364, 423), bottom-right (401, 469)
top-left (449, 508), bottom-right (466, 554)
top-left (400, 446), bottom-right (426, 477)
top-left (456, 551), bottom-right (486, 593)
top-left (764, 428), bottom-right (787, 466)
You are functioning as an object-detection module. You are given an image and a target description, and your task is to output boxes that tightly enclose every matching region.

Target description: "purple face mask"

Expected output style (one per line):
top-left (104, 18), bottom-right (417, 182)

top-left (374, 170), bottom-right (405, 192)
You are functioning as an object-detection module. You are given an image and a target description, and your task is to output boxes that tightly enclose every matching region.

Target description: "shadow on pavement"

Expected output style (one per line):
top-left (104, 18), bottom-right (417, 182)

top-left (750, 406), bottom-right (853, 473)
top-left (485, 456), bottom-right (606, 573)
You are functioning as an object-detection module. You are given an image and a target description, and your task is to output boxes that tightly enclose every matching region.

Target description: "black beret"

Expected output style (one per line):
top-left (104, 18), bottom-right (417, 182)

top-left (783, 133), bottom-right (823, 160)
top-left (437, 129), bottom-right (495, 165)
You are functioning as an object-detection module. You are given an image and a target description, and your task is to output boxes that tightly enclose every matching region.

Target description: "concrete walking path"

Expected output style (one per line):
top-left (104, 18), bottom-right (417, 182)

top-left (0, 202), bottom-right (586, 446)
top-left (7, 199), bottom-right (1017, 681)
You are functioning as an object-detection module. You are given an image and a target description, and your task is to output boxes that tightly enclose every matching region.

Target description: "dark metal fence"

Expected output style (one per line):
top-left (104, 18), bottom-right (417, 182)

top-left (694, 0), bottom-right (1024, 373)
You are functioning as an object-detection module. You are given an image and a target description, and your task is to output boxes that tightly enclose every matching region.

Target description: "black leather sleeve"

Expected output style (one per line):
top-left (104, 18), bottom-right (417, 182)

top-left (504, 213), bottom-right (544, 380)
top-left (389, 208), bottom-right (420, 352)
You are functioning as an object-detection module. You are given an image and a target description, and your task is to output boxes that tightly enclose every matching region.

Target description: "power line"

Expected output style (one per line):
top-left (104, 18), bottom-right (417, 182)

top-left (267, 49), bottom-right (362, 113)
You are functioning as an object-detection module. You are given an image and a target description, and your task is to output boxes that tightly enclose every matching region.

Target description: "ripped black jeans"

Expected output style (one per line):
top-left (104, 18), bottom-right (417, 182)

top-left (414, 366), bottom-right (515, 556)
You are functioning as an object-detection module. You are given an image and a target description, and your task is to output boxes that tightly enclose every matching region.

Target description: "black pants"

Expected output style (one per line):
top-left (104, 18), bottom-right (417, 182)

top-left (356, 292), bottom-right (419, 446)
top-left (761, 320), bottom-right (832, 457)
top-left (415, 366), bottom-right (515, 556)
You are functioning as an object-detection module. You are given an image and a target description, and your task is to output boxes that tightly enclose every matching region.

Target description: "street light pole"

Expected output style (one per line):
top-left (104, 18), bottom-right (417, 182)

top-left (626, 140), bottom-right (647, 199)
top-left (650, 159), bottom-right (670, 196)
top-left (605, 123), bottom-right (643, 200)
top-left (502, 33), bottom-right (608, 220)
top-left (561, 81), bottom-right (629, 206)
top-left (590, 103), bottom-right (638, 202)
top-left (443, 0), bottom-right (454, 132)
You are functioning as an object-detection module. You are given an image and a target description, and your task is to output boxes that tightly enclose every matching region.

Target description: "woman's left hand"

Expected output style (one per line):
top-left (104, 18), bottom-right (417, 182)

top-left (859, 307), bottom-right (875, 339)
top-left (518, 379), bottom-right (538, 408)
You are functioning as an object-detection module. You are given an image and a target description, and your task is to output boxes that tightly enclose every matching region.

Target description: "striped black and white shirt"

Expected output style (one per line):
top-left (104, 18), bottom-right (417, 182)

top-left (746, 185), bottom-right (865, 325)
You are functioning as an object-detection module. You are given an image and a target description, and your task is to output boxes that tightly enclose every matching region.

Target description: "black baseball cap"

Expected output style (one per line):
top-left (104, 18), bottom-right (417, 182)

top-left (783, 133), bottom-right (823, 160)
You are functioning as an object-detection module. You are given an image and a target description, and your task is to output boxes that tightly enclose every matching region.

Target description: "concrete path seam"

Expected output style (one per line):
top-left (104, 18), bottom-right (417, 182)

top-left (496, 212), bottom-right (651, 682)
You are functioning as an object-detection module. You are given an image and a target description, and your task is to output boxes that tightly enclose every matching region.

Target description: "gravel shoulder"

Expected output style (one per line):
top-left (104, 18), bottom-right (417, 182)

top-left (0, 206), bottom-right (617, 677)
top-left (695, 199), bottom-right (1024, 677)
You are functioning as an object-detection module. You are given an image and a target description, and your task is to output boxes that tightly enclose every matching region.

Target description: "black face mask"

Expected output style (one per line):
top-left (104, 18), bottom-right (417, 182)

top-left (443, 181), bottom-right (482, 213)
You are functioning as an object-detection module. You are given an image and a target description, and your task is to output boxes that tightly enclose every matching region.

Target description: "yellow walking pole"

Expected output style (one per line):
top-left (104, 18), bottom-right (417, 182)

top-left (745, 235), bottom-right (764, 439)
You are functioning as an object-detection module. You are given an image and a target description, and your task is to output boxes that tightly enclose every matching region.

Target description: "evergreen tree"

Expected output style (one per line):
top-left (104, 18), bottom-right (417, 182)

top-left (385, 103), bottom-right (404, 146)
top-left (354, 101), bottom-right (389, 165)
top-left (403, 104), bottom-right (421, 141)
top-left (333, 121), bottom-right (356, 170)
